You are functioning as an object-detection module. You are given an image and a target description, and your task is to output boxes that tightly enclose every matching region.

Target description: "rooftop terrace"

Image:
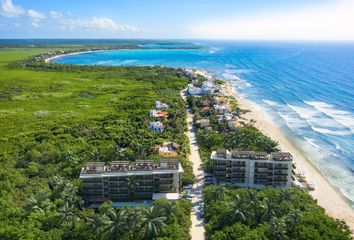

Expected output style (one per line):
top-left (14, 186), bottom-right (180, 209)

top-left (214, 149), bottom-right (293, 161)
top-left (81, 159), bottom-right (180, 175)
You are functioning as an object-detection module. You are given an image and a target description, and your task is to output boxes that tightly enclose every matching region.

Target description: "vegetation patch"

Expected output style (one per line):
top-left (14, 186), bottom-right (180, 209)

top-left (204, 186), bottom-right (352, 240)
top-left (0, 48), bottom-right (193, 239)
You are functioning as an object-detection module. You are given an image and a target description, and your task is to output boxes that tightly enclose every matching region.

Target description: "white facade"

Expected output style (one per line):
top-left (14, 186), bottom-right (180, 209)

top-left (214, 104), bottom-right (230, 115)
top-left (187, 84), bottom-right (203, 95)
top-left (150, 110), bottom-right (157, 117)
top-left (149, 121), bottom-right (164, 132)
top-left (156, 101), bottom-right (169, 109)
top-left (201, 81), bottom-right (214, 94)
top-left (211, 150), bottom-right (293, 188)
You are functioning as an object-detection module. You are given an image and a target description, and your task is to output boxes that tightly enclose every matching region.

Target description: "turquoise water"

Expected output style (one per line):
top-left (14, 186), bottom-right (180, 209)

top-left (52, 41), bottom-right (354, 205)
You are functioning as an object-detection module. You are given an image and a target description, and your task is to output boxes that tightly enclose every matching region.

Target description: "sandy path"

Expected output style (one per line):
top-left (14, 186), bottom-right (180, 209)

top-left (181, 90), bottom-right (206, 240)
top-left (221, 82), bottom-right (354, 232)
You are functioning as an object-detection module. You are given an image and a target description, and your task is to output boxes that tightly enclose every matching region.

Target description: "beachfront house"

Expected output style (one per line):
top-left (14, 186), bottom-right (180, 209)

top-left (187, 81), bottom-right (217, 96)
top-left (156, 101), bottom-right (169, 109)
top-left (214, 96), bottom-right (229, 105)
top-left (187, 84), bottom-right (203, 95)
top-left (211, 150), bottom-right (293, 188)
top-left (201, 81), bottom-right (215, 94)
top-left (214, 104), bottom-right (230, 115)
top-left (228, 119), bottom-right (243, 130)
top-left (217, 113), bottom-right (233, 123)
top-left (197, 119), bottom-right (210, 128)
top-left (80, 159), bottom-right (183, 203)
top-left (149, 121), bottom-right (164, 132)
top-left (157, 142), bottom-right (180, 158)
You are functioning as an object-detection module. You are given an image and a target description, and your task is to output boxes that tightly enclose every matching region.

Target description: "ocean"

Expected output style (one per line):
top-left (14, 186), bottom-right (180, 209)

top-left (52, 41), bottom-right (354, 205)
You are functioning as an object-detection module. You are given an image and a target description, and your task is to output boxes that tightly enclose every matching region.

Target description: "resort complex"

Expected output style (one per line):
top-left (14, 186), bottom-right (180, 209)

top-left (79, 159), bottom-right (183, 203)
top-left (211, 149), bottom-right (293, 188)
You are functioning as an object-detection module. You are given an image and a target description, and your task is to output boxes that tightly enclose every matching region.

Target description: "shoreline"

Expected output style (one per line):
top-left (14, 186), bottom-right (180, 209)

top-left (44, 50), bottom-right (108, 63)
top-left (220, 81), bottom-right (354, 231)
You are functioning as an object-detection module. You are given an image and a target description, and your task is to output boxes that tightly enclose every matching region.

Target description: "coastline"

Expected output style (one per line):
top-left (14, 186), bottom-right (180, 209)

top-left (44, 50), bottom-right (107, 63)
top-left (220, 81), bottom-right (354, 231)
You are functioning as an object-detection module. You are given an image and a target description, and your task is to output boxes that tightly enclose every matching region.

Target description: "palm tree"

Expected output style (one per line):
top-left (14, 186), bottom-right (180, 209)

top-left (125, 207), bottom-right (143, 239)
top-left (59, 202), bottom-right (76, 229)
top-left (104, 208), bottom-right (128, 240)
top-left (61, 182), bottom-right (83, 208)
top-left (26, 192), bottom-right (50, 213)
top-left (141, 206), bottom-right (167, 239)
top-left (49, 175), bottom-right (64, 191)
top-left (260, 197), bottom-right (278, 222)
top-left (223, 194), bottom-right (250, 224)
top-left (269, 216), bottom-right (287, 240)
top-left (246, 189), bottom-right (263, 226)
top-left (285, 209), bottom-right (301, 236)
top-left (87, 213), bottom-right (110, 240)
top-left (208, 185), bottom-right (225, 202)
top-left (278, 189), bottom-right (293, 205)
top-left (135, 144), bottom-right (146, 159)
top-left (127, 176), bottom-right (140, 200)
top-left (91, 150), bottom-right (102, 161)
top-left (224, 130), bottom-right (241, 149)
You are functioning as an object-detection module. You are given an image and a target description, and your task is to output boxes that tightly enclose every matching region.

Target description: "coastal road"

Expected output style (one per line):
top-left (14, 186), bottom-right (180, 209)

top-left (181, 89), bottom-right (206, 240)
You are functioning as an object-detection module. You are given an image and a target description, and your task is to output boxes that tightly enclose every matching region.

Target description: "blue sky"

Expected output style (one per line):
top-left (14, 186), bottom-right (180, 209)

top-left (1, 0), bottom-right (353, 40)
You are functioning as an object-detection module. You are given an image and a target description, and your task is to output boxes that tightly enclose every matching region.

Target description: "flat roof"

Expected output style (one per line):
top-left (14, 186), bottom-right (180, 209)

top-left (81, 159), bottom-right (180, 175)
top-left (212, 150), bottom-right (293, 162)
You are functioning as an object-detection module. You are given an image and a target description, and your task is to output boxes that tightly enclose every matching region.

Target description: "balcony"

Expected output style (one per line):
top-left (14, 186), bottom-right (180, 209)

top-left (255, 169), bottom-right (272, 173)
top-left (216, 166), bottom-right (227, 170)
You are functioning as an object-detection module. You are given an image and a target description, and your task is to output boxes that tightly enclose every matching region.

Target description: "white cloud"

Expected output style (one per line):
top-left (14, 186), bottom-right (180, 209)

top-left (31, 22), bottom-right (40, 28)
top-left (188, 0), bottom-right (354, 40)
top-left (28, 9), bottom-right (46, 28)
top-left (63, 16), bottom-right (141, 32)
top-left (0, 0), bottom-right (24, 17)
top-left (50, 11), bottom-right (62, 19)
top-left (28, 9), bottom-right (46, 22)
top-left (121, 24), bottom-right (139, 32)
top-left (74, 17), bottom-right (119, 30)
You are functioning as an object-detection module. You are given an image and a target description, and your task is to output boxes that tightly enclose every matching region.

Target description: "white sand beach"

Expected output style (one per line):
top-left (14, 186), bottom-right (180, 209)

top-left (44, 50), bottom-right (105, 63)
top-left (221, 81), bottom-right (354, 231)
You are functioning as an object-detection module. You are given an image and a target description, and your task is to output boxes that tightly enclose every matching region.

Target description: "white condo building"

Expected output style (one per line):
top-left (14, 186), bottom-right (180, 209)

top-left (211, 149), bottom-right (293, 188)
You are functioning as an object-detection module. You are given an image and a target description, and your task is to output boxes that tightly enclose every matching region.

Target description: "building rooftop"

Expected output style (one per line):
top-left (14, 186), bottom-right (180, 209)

top-left (81, 159), bottom-right (180, 175)
top-left (271, 152), bottom-right (293, 161)
top-left (158, 142), bottom-right (180, 153)
top-left (231, 150), bottom-right (268, 160)
top-left (212, 150), bottom-right (293, 162)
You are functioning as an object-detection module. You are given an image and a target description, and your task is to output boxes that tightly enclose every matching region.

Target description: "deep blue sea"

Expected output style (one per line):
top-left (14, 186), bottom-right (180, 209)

top-left (53, 41), bottom-right (354, 205)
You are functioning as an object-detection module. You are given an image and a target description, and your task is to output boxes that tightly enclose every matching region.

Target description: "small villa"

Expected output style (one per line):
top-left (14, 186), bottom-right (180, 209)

top-left (187, 81), bottom-right (217, 96)
top-left (214, 104), bottom-right (230, 115)
top-left (201, 81), bottom-right (215, 94)
top-left (187, 84), bottom-right (203, 95)
top-left (228, 119), bottom-right (243, 130)
top-left (156, 101), bottom-right (169, 109)
top-left (149, 121), bottom-right (164, 132)
top-left (214, 96), bottom-right (229, 105)
top-left (150, 110), bottom-right (168, 120)
top-left (157, 142), bottom-right (180, 157)
top-left (217, 113), bottom-right (233, 122)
